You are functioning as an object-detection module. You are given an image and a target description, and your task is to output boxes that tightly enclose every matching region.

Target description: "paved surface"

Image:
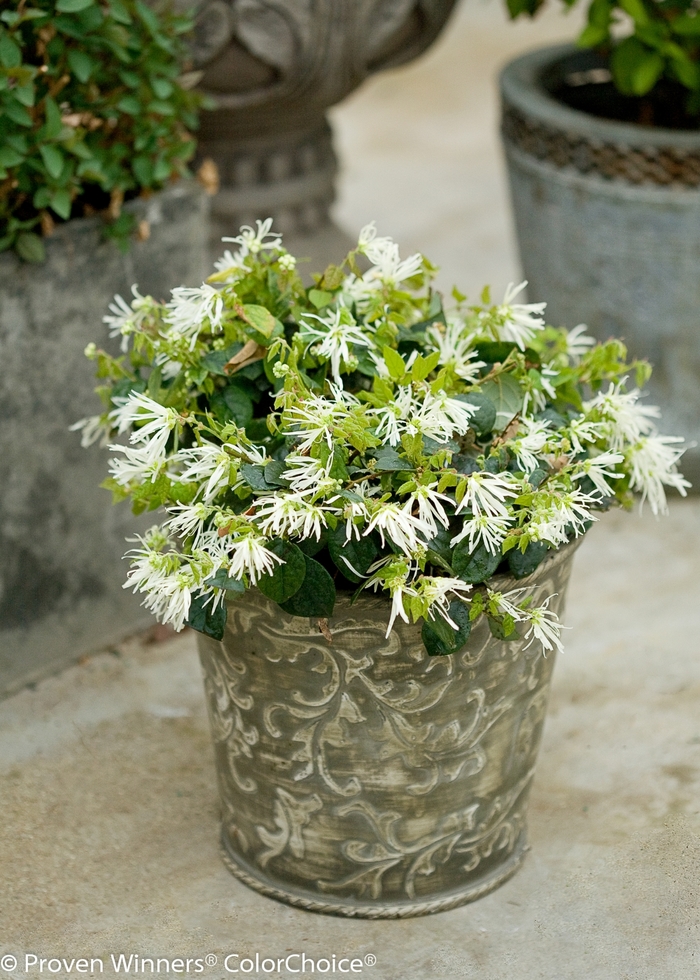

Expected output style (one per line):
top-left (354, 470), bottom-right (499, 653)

top-left (3, 4), bottom-right (699, 979)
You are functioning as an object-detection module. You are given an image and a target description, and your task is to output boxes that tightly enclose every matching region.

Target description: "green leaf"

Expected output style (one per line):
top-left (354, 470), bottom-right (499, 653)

top-left (3, 100), bottom-right (33, 126)
top-left (257, 539), bottom-right (307, 603)
top-left (117, 95), bottom-right (141, 115)
top-left (328, 525), bottom-right (378, 582)
top-left (44, 97), bottom-right (63, 139)
top-left (39, 144), bottom-right (65, 180)
top-left (422, 601), bottom-right (472, 656)
top-left (201, 343), bottom-right (241, 375)
top-left (240, 463), bottom-right (271, 491)
top-left (673, 14), bottom-right (700, 37)
top-left (151, 77), bottom-right (174, 99)
top-left (474, 341), bottom-right (517, 363)
top-left (205, 569), bottom-right (245, 593)
top-left (0, 32), bottom-right (21, 68)
top-left (50, 187), bottom-right (72, 219)
top-left (132, 155), bottom-right (153, 185)
top-left (56, 0), bottom-right (95, 9)
top-left (487, 614), bottom-right (519, 641)
top-left (211, 384), bottom-right (254, 427)
top-left (411, 350), bottom-right (441, 382)
top-left (611, 36), bottom-right (663, 96)
top-left (67, 49), bottom-right (95, 82)
top-left (618, 0), bottom-right (649, 26)
top-left (372, 447), bottom-right (412, 472)
top-left (186, 591), bottom-right (227, 641)
top-left (15, 232), bottom-right (46, 263)
top-left (147, 99), bottom-right (175, 115)
top-left (452, 540), bottom-right (501, 584)
top-left (241, 304), bottom-right (277, 339)
top-left (309, 288), bottom-right (333, 309)
top-left (480, 373), bottom-right (523, 431)
top-left (279, 556), bottom-right (336, 617)
top-left (383, 345), bottom-right (406, 381)
top-left (0, 146), bottom-right (24, 168)
top-left (507, 540), bottom-right (549, 579)
top-left (263, 460), bottom-right (289, 486)
top-left (456, 392), bottom-right (496, 436)
top-left (13, 82), bottom-right (35, 107)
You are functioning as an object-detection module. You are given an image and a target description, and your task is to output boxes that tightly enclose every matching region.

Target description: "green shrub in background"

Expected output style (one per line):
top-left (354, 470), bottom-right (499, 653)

top-left (507, 0), bottom-right (700, 118)
top-left (0, 0), bottom-right (203, 263)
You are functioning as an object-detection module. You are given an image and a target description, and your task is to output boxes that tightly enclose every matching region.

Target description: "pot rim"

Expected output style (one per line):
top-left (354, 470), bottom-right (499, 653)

top-left (500, 43), bottom-right (700, 151)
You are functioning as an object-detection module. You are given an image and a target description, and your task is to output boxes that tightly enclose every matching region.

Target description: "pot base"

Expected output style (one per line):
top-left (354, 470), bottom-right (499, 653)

top-left (219, 827), bottom-right (530, 919)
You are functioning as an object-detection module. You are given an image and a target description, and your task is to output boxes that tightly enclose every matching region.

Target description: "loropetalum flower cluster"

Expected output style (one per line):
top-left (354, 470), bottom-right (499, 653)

top-left (77, 219), bottom-right (690, 656)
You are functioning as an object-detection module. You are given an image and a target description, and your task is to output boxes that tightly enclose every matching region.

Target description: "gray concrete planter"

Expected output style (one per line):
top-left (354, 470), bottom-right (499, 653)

top-left (500, 45), bottom-right (700, 486)
top-left (0, 182), bottom-right (208, 700)
top-left (197, 541), bottom-right (578, 917)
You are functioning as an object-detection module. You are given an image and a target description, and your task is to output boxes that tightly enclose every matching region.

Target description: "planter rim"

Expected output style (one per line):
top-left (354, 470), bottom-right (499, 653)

top-left (500, 43), bottom-right (700, 151)
top-left (0, 179), bottom-right (204, 273)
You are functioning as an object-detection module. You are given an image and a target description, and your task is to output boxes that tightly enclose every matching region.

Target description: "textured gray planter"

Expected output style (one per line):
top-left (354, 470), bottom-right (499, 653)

top-left (197, 541), bottom-right (578, 917)
top-left (501, 45), bottom-right (700, 487)
top-left (0, 182), bottom-right (208, 700)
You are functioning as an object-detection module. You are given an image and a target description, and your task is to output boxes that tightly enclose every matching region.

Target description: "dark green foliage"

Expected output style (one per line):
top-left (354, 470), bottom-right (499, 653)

top-left (506, 0), bottom-right (700, 114)
top-left (0, 0), bottom-right (203, 260)
top-left (328, 524), bottom-right (378, 582)
top-left (257, 539), bottom-right (307, 603)
top-left (452, 540), bottom-right (502, 584)
top-left (422, 601), bottom-right (472, 656)
top-left (279, 555), bottom-right (336, 617)
top-left (187, 590), bottom-right (227, 641)
top-left (507, 540), bottom-right (549, 579)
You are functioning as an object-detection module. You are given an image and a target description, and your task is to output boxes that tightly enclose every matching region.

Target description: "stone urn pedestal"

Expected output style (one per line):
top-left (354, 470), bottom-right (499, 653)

top-left (197, 542), bottom-right (578, 917)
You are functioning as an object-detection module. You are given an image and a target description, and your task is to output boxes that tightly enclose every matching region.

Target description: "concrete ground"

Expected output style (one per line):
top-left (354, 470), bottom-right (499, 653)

top-left (3, 3), bottom-right (700, 979)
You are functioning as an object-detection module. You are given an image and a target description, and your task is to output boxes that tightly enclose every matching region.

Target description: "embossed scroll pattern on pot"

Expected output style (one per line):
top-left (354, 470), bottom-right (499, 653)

top-left (197, 542), bottom-right (578, 918)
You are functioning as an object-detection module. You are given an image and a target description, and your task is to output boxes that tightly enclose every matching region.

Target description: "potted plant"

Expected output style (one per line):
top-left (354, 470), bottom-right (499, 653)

top-left (83, 220), bottom-right (688, 916)
top-left (500, 0), bottom-right (700, 489)
top-left (0, 0), bottom-right (209, 698)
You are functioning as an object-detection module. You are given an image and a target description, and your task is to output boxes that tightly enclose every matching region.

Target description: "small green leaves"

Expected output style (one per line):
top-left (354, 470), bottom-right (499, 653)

top-left (257, 540), bottom-right (306, 603)
top-left (422, 602), bottom-right (472, 656)
top-left (279, 556), bottom-right (336, 618)
top-left (0, 0), bottom-right (202, 260)
top-left (452, 541), bottom-right (502, 584)
top-left (187, 591), bottom-right (227, 641)
top-left (611, 37), bottom-right (664, 96)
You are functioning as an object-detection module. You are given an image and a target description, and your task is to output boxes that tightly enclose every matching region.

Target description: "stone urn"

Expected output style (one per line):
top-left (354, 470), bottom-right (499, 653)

top-left (186, 0), bottom-right (459, 255)
top-left (197, 540), bottom-right (578, 917)
top-left (501, 45), bottom-right (700, 487)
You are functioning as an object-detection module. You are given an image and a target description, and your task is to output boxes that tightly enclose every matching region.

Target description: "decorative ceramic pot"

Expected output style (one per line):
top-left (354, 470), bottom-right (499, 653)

top-left (197, 540), bottom-right (578, 918)
top-left (500, 44), bottom-right (700, 487)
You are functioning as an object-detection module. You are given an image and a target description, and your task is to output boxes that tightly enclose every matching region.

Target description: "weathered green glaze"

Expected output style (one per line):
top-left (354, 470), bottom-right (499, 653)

top-left (197, 541), bottom-right (579, 918)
